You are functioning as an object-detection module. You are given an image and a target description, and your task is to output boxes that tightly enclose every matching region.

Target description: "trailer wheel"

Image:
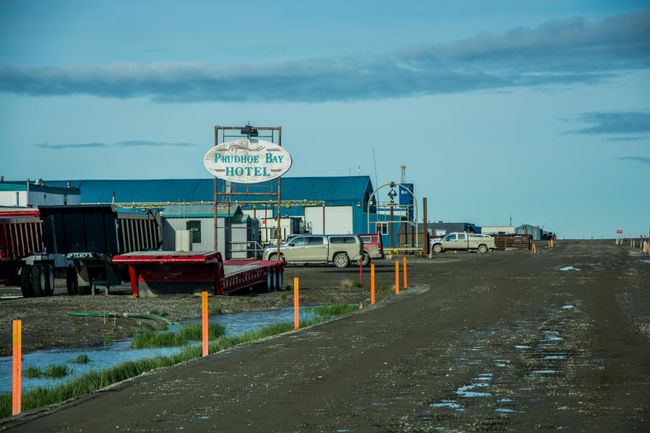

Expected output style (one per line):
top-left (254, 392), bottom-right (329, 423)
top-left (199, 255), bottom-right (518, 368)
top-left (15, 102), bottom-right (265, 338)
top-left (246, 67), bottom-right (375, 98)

top-left (361, 252), bottom-right (371, 266)
top-left (275, 270), bottom-right (283, 291)
top-left (20, 266), bottom-right (32, 298)
top-left (42, 264), bottom-right (55, 296)
top-left (266, 271), bottom-right (274, 292)
top-left (30, 263), bottom-right (45, 297)
top-left (66, 266), bottom-right (79, 295)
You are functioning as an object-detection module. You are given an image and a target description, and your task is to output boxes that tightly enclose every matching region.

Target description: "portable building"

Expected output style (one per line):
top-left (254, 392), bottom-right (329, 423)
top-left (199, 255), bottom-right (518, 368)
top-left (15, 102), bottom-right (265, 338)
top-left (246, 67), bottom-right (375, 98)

top-left (0, 180), bottom-right (80, 207)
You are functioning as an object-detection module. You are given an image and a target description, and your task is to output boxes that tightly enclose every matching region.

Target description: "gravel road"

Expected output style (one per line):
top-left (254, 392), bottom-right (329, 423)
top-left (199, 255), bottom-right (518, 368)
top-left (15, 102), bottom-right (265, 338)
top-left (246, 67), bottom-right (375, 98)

top-left (2, 241), bottom-right (649, 432)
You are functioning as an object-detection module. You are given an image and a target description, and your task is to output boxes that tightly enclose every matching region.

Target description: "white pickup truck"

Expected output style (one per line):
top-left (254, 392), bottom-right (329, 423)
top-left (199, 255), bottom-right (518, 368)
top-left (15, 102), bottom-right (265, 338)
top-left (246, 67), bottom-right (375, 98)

top-left (430, 232), bottom-right (496, 254)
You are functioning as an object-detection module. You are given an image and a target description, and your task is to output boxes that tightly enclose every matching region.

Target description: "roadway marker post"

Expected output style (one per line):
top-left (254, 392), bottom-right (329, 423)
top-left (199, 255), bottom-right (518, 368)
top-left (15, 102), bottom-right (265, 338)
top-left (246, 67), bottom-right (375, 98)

top-left (370, 264), bottom-right (375, 305)
top-left (403, 256), bottom-right (408, 289)
top-left (395, 260), bottom-right (400, 296)
top-left (12, 320), bottom-right (21, 416)
top-left (294, 277), bottom-right (300, 329)
top-left (202, 291), bottom-right (208, 357)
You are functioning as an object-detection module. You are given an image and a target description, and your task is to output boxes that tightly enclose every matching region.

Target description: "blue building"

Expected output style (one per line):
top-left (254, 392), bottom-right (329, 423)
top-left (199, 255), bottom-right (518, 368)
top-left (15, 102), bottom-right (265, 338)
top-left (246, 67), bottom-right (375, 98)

top-left (49, 176), bottom-right (378, 236)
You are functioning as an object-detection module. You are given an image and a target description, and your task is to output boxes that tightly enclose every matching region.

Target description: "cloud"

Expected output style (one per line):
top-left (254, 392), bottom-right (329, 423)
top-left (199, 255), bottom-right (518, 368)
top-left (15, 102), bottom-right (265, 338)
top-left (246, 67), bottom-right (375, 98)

top-left (1, 11), bottom-right (649, 103)
top-left (35, 140), bottom-right (198, 150)
top-left (616, 156), bottom-right (650, 165)
top-left (606, 136), bottom-right (648, 142)
top-left (35, 142), bottom-right (106, 149)
top-left (573, 111), bottom-right (650, 135)
top-left (116, 140), bottom-right (197, 147)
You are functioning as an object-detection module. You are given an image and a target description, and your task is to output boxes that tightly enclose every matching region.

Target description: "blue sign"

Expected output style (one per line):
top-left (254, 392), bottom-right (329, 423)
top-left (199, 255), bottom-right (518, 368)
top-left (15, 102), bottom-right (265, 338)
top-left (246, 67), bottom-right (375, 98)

top-left (399, 183), bottom-right (414, 221)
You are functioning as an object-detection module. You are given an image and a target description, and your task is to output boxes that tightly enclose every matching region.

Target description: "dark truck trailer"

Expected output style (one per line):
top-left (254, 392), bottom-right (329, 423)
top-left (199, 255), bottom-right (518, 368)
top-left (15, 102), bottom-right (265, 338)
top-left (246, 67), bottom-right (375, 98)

top-left (38, 205), bottom-right (161, 295)
top-left (0, 210), bottom-right (47, 295)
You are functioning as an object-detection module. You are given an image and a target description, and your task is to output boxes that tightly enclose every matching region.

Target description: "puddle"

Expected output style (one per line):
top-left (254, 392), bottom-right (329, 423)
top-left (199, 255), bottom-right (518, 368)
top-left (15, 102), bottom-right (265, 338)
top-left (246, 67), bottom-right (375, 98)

top-left (561, 304), bottom-right (575, 310)
top-left (542, 330), bottom-right (563, 342)
top-left (0, 307), bottom-right (317, 393)
top-left (559, 266), bottom-right (581, 271)
top-left (431, 400), bottom-right (464, 411)
top-left (543, 354), bottom-right (567, 360)
top-left (514, 345), bottom-right (531, 350)
top-left (455, 382), bottom-right (492, 398)
top-left (639, 259), bottom-right (650, 265)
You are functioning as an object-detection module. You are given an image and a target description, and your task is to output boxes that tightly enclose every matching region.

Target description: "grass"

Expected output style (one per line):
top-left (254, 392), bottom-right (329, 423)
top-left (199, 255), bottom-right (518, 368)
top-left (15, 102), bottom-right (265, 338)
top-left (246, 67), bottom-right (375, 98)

top-left (209, 305), bottom-right (224, 315)
top-left (0, 303), bottom-right (357, 419)
top-left (71, 354), bottom-right (90, 364)
top-left (23, 365), bottom-right (71, 379)
top-left (130, 323), bottom-right (226, 348)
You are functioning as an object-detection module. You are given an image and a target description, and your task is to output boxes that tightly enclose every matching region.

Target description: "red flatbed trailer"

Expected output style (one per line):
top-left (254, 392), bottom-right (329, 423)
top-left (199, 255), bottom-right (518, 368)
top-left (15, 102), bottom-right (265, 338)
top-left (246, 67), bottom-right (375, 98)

top-left (112, 251), bottom-right (286, 297)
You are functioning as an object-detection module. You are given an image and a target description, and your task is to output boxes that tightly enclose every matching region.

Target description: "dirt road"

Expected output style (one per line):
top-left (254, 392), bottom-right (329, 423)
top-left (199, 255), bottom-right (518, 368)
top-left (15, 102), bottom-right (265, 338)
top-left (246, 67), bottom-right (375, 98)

top-left (4, 241), bottom-right (649, 432)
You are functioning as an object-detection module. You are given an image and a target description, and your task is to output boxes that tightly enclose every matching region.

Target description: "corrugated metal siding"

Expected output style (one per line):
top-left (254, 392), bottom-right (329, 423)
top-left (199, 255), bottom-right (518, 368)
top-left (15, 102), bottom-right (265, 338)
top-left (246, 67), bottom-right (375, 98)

top-left (47, 176), bottom-right (374, 207)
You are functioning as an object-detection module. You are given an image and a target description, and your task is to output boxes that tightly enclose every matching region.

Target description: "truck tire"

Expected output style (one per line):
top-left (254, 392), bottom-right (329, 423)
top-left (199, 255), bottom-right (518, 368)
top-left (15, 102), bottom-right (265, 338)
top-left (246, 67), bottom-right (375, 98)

top-left (275, 270), bottom-right (283, 291)
top-left (477, 244), bottom-right (488, 254)
top-left (266, 270), bottom-right (275, 292)
top-left (334, 253), bottom-right (350, 269)
top-left (30, 263), bottom-right (45, 297)
top-left (432, 244), bottom-right (443, 254)
top-left (66, 266), bottom-right (79, 295)
top-left (42, 264), bottom-right (55, 296)
top-left (20, 266), bottom-right (32, 298)
top-left (361, 252), bottom-right (371, 266)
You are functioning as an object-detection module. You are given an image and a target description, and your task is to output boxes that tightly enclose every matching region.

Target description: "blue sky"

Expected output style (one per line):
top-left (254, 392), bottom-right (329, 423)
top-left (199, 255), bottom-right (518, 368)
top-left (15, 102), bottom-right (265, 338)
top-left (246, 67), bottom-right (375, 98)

top-left (1, 1), bottom-right (649, 238)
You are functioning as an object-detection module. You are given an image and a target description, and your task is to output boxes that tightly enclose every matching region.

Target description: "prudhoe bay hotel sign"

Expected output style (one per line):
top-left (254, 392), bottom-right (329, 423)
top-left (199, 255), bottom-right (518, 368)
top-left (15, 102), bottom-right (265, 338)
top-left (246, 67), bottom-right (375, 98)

top-left (203, 138), bottom-right (293, 184)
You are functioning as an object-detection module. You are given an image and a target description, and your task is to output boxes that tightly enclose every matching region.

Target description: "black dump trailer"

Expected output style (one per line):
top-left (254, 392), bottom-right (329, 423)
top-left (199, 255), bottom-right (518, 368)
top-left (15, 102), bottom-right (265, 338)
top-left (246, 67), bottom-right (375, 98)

top-left (38, 205), bottom-right (160, 295)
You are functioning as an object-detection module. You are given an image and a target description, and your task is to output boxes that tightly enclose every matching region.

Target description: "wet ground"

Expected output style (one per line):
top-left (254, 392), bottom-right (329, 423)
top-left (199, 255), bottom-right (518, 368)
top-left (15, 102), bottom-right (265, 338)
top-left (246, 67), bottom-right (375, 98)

top-left (2, 240), bottom-right (649, 432)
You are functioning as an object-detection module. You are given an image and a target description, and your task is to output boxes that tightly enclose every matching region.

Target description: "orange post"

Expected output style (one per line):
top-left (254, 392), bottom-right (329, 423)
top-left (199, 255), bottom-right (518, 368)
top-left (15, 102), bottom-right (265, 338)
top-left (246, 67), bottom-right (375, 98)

top-left (293, 277), bottom-right (300, 329)
top-left (12, 320), bottom-right (21, 416)
top-left (201, 291), bottom-right (208, 357)
top-left (531, 243), bottom-right (537, 254)
top-left (395, 260), bottom-right (400, 296)
top-left (370, 264), bottom-right (376, 305)
top-left (403, 256), bottom-right (408, 289)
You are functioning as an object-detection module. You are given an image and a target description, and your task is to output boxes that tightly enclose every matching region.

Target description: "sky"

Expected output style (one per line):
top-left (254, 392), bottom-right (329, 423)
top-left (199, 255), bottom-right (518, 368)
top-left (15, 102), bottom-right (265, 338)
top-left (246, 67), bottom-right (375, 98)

top-left (0, 0), bottom-right (649, 238)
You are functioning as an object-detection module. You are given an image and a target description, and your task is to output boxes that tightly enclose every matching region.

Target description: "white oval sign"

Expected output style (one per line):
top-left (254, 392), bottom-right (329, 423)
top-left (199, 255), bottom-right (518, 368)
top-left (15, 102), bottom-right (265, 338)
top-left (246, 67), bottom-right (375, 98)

top-left (203, 139), bottom-right (293, 184)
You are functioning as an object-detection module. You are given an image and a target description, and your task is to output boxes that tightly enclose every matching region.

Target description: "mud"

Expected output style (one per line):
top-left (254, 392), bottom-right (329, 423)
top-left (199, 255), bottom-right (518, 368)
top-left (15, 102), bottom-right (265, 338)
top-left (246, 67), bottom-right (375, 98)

top-left (2, 240), bottom-right (649, 432)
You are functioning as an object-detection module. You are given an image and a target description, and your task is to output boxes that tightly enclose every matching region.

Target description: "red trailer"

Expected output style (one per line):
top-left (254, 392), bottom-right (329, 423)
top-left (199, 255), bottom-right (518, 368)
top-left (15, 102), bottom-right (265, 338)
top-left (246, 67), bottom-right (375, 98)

top-left (112, 251), bottom-right (286, 297)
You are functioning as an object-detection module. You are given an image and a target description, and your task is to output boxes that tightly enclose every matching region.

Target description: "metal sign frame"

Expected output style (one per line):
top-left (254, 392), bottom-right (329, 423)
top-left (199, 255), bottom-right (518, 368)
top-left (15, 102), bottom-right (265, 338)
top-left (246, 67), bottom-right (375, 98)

top-left (213, 126), bottom-right (283, 259)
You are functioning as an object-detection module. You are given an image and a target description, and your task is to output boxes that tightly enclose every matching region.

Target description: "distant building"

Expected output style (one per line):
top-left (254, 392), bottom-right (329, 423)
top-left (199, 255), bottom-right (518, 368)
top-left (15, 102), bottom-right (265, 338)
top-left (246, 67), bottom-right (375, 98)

top-left (0, 180), bottom-right (80, 207)
top-left (481, 226), bottom-right (516, 235)
top-left (516, 224), bottom-right (546, 241)
top-left (428, 222), bottom-right (479, 237)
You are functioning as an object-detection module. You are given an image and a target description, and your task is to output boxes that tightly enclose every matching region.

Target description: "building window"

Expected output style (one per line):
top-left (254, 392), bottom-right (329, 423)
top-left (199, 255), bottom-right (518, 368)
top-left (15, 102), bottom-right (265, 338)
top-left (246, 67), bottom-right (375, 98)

top-left (376, 222), bottom-right (388, 235)
top-left (186, 220), bottom-right (201, 243)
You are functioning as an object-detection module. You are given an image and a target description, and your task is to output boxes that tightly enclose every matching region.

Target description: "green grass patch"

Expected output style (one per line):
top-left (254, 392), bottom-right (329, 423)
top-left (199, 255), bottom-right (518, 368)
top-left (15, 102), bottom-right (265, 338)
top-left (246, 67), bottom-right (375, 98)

top-left (71, 354), bottom-right (91, 364)
top-left (130, 323), bottom-right (226, 348)
top-left (0, 304), bottom-right (357, 419)
top-left (23, 365), bottom-right (71, 379)
top-left (311, 304), bottom-right (358, 319)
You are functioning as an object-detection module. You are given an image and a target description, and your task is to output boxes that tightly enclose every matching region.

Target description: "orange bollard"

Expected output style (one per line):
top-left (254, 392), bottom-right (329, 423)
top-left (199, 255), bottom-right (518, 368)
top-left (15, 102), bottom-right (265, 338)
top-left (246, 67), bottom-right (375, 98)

top-left (403, 256), bottom-right (408, 289)
top-left (370, 264), bottom-right (376, 305)
top-left (395, 260), bottom-right (400, 296)
top-left (293, 277), bottom-right (300, 329)
top-left (201, 291), bottom-right (208, 357)
top-left (12, 320), bottom-right (21, 416)
top-left (531, 243), bottom-right (537, 254)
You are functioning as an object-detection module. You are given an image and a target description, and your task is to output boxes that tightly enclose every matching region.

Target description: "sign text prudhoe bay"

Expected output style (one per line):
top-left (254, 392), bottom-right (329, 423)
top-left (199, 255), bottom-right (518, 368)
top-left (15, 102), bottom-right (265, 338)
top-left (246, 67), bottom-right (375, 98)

top-left (203, 139), bottom-right (293, 184)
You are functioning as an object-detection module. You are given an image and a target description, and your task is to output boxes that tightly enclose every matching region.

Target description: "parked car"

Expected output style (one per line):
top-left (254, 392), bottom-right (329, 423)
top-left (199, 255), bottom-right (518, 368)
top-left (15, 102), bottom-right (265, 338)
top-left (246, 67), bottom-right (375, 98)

top-left (430, 232), bottom-right (496, 254)
top-left (359, 234), bottom-right (384, 265)
top-left (263, 234), bottom-right (363, 268)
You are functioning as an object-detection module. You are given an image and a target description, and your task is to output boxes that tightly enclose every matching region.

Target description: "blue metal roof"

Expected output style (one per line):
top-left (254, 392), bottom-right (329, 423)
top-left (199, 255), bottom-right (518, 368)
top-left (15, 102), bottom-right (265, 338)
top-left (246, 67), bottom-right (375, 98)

top-left (47, 176), bottom-right (373, 206)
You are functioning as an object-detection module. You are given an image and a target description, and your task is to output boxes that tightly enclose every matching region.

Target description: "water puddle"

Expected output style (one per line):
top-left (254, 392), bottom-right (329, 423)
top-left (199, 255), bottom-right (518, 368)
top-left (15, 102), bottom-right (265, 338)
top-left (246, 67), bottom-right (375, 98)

top-left (0, 307), bottom-right (317, 393)
top-left (561, 304), bottom-right (575, 310)
top-left (514, 345), bottom-right (531, 350)
top-left (431, 400), bottom-right (464, 412)
top-left (543, 354), bottom-right (567, 360)
top-left (638, 259), bottom-right (650, 265)
top-left (542, 330), bottom-right (563, 342)
top-left (455, 382), bottom-right (492, 398)
top-left (559, 266), bottom-right (581, 271)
